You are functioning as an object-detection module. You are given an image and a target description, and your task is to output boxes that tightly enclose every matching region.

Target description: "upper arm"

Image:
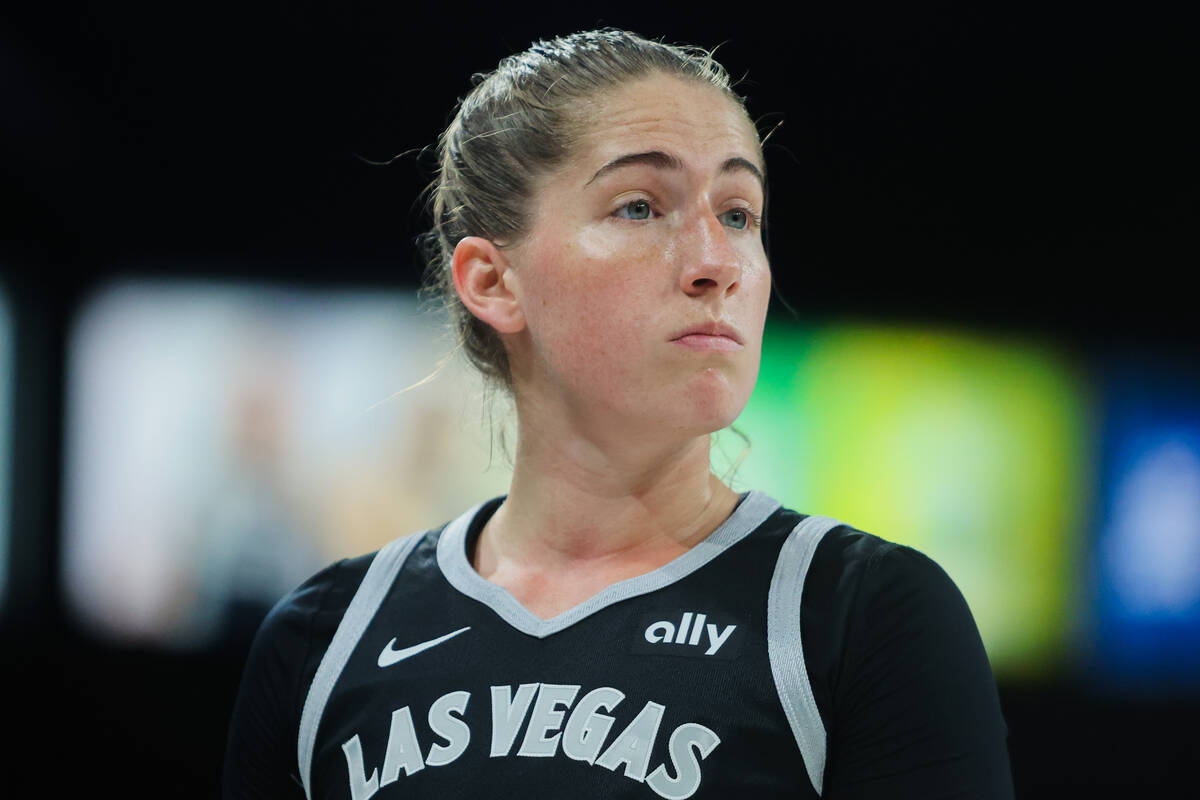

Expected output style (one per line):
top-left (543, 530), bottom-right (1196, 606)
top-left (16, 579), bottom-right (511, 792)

top-left (822, 545), bottom-right (1014, 799)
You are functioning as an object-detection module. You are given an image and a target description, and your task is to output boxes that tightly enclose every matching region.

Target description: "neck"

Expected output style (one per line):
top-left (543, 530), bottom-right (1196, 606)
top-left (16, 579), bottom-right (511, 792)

top-left (475, 411), bottom-right (740, 573)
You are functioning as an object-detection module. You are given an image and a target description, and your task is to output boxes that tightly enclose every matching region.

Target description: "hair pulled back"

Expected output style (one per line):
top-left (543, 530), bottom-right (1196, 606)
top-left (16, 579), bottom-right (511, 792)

top-left (420, 29), bottom-right (752, 392)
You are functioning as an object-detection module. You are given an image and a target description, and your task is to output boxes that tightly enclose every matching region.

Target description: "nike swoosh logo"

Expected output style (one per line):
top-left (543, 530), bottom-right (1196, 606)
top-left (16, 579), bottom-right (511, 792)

top-left (378, 626), bottom-right (471, 668)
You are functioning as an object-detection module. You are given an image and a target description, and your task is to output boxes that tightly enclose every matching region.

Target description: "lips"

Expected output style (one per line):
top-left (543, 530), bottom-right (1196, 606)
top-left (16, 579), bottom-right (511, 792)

top-left (669, 322), bottom-right (745, 353)
top-left (669, 321), bottom-right (744, 346)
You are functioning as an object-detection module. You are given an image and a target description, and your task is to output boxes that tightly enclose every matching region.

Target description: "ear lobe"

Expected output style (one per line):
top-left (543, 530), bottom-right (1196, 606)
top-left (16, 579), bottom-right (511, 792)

top-left (451, 236), bottom-right (526, 334)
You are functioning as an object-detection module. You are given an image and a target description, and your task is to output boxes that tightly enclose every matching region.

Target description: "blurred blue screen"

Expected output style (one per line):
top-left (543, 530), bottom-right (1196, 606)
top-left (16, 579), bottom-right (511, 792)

top-left (1092, 359), bottom-right (1200, 690)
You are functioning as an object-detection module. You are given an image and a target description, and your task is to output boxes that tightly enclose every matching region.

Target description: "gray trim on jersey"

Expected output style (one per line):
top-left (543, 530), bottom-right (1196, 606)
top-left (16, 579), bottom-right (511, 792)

top-left (436, 490), bottom-right (783, 638)
top-left (298, 531), bottom-right (424, 800)
top-left (767, 514), bottom-right (844, 797)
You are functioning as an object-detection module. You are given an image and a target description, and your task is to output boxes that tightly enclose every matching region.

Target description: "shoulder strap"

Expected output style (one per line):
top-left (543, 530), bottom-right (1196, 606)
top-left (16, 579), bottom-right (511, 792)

top-left (297, 531), bottom-right (425, 800)
top-left (767, 514), bottom-right (843, 797)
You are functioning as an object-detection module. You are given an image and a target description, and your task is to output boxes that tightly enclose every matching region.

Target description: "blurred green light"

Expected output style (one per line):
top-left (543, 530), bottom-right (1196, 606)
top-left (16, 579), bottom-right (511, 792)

top-left (729, 319), bottom-right (1090, 677)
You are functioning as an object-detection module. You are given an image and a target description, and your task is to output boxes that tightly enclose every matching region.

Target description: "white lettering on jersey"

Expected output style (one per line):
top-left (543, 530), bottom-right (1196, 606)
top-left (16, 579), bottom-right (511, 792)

top-left (595, 700), bottom-right (665, 782)
top-left (426, 691), bottom-right (471, 767)
top-left (340, 683), bottom-right (722, 799)
top-left (646, 722), bottom-right (722, 800)
top-left (644, 620), bottom-right (675, 643)
top-left (340, 734), bottom-right (378, 800)
top-left (488, 683), bottom-right (538, 757)
top-left (381, 706), bottom-right (424, 784)
top-left (561, 686), bottom-right (625, 765)
top-left (643, 612), bottom-right (738, 655)
top-left (704, 623), bottom-right (737, 656)
top-left (517, 683), bottom-right (581, 757)
top-left (674, 612), bottom-right (694, 644)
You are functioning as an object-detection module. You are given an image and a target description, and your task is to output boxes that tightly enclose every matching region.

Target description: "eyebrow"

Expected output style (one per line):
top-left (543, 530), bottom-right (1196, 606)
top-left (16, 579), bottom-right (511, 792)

top-left (584, 150), bottom-right (766, 190)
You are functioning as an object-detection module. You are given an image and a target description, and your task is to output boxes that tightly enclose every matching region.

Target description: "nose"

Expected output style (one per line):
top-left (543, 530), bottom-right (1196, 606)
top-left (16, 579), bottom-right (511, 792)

top-left (678, 208), bottom-right (742, 299)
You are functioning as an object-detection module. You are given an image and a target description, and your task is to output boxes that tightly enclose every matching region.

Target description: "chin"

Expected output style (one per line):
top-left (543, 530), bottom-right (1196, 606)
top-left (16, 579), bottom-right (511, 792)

top-left (674, 371), bottom-right (750, 433)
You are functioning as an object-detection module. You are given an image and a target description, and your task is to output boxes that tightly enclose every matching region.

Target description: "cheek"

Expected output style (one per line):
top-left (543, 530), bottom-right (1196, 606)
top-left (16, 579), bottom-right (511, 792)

top-left (532, 227), bottom-right (661, 326)
top-left (551, 278), bottom-right (649, 377)
top-left (743, 254), bottom-right (772, 327)
top-left (519, 238), bottom-right (649, 383)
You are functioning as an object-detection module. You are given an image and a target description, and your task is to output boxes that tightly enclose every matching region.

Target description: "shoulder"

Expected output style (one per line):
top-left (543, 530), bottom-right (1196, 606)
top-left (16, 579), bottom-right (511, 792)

top-left (253, 528), bottom-right (439, 679)
top-left (789, 521), bottom-right (1014, 796)
top-left (261, 551), bottom-right (376, 645)
top-left (807, 524), bottom-right (980, 653)
top-left (776, 511), bottom-right (1002, 719)
top-left (752, 501), bottom-right (959, 611)
top-left (244, 549), bottom-right (379, 704)
top-left (805, 523), bottom-right (962, 614)
top-left (225, 530), bottom-right (444, 797)
top-left (797, 520), bottom-right (987, 683)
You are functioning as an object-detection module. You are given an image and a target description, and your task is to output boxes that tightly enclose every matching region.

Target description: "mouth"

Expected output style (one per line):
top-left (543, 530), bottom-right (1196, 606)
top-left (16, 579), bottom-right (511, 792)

top-left (670, 322), bottom-right (745, 352)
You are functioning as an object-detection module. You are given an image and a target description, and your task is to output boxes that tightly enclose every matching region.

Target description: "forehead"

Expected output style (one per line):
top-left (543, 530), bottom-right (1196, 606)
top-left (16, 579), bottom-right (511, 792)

top-left (571, 74), bottom-right (763, 176)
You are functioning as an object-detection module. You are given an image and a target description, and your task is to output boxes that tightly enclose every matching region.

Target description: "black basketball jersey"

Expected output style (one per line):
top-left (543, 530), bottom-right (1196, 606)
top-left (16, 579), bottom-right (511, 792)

top-left (224, 491), bottom-right (1015, 799)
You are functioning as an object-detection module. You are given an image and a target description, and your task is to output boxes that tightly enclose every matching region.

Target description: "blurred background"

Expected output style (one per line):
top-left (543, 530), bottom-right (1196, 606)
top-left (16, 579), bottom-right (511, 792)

top-left (2, 1), bottom-right (1196, 795)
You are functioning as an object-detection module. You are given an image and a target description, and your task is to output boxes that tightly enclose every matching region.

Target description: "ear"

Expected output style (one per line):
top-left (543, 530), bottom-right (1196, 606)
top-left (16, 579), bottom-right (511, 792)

top-left (451, 236), bottom-right (525, 334)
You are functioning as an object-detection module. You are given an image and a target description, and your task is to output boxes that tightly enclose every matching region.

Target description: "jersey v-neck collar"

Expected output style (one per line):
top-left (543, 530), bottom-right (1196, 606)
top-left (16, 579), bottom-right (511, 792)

top-left (435, 490), bottom-right (783, 638)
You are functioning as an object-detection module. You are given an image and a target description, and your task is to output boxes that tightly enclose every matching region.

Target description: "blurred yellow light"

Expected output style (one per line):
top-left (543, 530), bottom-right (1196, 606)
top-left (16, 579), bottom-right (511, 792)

top-left (729, 320), bottom-right (1091, 678)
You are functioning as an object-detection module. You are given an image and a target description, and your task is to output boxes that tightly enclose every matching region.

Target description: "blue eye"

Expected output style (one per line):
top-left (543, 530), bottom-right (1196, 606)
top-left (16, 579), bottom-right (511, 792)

top-left (720, 208), bottom-right (756, 230)
top-left (615, 199), bottom-right (653, 220)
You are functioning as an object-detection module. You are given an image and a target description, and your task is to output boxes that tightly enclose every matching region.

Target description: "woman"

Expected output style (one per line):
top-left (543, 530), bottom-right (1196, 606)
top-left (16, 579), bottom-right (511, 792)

top-left (224, 29), bottom-right (1014, 799)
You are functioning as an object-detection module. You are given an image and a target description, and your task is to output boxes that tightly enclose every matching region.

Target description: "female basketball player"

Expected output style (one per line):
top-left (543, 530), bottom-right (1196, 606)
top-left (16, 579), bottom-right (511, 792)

top-left (224, 29), bottom-right (1015, 799)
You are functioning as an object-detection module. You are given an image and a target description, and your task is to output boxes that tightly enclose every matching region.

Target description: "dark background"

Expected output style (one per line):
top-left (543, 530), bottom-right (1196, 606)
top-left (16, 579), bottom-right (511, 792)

top-left (2, 1), bottom-right (1196, 795)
